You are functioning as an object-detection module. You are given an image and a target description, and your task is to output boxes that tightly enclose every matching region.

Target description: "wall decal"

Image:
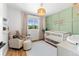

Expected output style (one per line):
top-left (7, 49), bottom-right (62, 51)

top-left (54, 19), bottom-right (64, 25)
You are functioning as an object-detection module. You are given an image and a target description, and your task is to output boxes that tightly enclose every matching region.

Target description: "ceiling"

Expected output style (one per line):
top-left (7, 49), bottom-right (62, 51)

top-left (7, 3), bottom-right (73, 16)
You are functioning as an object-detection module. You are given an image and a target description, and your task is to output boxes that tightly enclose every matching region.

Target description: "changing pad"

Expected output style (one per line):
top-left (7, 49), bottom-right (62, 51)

top-left (67, 35), bottom-right (79, 45)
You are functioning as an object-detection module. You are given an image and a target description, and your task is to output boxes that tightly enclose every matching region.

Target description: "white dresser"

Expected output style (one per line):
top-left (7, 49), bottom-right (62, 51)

top-left (57, 41), bottom-right (79, 56)
top-left (0, 43), bottom-right (7, 56)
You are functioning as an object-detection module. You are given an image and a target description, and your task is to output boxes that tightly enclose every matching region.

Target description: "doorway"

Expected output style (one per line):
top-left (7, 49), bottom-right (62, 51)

top-left (27, 15), bottom-right (40, 41)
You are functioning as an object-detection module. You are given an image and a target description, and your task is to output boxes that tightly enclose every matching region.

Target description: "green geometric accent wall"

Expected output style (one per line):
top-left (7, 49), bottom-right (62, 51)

top-left (73, 7), bottom-right (79, 34)
top-left (52, 13), bottom-right (60, 31)
top-left (46, 7), bottom-right (79, 34)
top-left (59, 8), bottom-right (72, 33)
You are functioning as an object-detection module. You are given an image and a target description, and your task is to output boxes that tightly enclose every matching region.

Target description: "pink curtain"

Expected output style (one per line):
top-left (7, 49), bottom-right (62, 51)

top-left (39, 17), bottom-right (45, 40)
top-left (21, 12), bottom-right (27, 37)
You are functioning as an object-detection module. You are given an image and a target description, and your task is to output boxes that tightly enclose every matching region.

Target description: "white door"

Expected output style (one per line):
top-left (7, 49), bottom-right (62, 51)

top-left (27, 15), bottom-right (40, 41)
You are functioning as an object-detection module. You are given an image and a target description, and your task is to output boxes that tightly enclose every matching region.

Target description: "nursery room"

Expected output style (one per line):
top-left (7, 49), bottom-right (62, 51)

top-left (0, 3), bottom-right (79, 56)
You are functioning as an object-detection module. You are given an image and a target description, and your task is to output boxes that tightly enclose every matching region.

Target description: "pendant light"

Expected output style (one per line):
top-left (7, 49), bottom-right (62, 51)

top-left (37, 3), bottom-right (46, 16)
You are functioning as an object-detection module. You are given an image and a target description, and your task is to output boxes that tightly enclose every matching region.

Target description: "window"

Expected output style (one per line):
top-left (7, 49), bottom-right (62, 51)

top-left (27, 18), bottom-right (39, 29)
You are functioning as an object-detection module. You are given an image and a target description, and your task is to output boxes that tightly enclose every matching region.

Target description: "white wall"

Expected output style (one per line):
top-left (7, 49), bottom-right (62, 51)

top-left (0, 3), bottom-right (8, 56)
top-left (7, 6), bottom-right (22, 34)
top-left (3, 4), bottom-right (7, 19)
top-left (0, 3), bottom-right (3, 42)
top-left (0, 3), bottom-right (8, 42)
top-left (3, 4), bottom-right (8, 56)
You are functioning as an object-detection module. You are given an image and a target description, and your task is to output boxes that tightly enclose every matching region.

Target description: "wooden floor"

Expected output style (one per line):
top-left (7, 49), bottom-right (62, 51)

top-left (6, 48), bottom-right (26, 56)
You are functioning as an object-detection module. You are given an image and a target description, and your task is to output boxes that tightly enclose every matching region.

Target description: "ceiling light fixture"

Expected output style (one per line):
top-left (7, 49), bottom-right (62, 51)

top-left (37, 3), bottom-right (46, 16)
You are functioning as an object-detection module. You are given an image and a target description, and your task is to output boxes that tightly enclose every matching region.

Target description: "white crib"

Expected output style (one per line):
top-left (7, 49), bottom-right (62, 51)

top-left (44, 31), bottom-right (71, 46)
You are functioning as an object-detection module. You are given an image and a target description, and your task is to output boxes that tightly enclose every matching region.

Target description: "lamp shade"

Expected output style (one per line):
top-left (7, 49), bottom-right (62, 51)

top-left (37, 7), bottom-right (46, 16)
top-left (73, 3), bottom-right (79, 8)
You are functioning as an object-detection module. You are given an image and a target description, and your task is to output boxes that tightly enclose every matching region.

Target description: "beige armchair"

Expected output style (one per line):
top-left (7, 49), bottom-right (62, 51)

top-left (8, 31), bottom-right (23, 49)
top-left (9, 38), bottom-right (23, 49)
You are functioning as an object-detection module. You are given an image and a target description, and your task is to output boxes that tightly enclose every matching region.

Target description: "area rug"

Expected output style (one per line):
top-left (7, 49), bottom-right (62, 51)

top-left (26, 41), bottom-right (57, 56)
